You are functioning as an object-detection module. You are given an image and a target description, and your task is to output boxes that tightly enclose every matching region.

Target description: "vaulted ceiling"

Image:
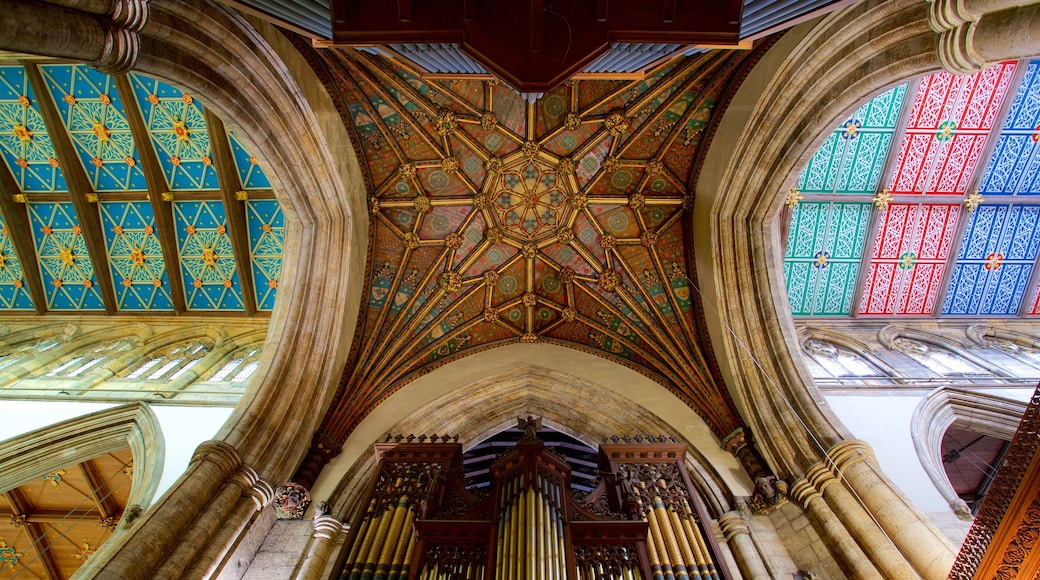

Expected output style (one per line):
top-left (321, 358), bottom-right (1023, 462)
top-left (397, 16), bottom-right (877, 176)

top-left (0, 62), bottom-right (284, 315)
top-left (296, 42), bottom-right (769, 448)
top-left (784, 59), bottom-right (1040, 318)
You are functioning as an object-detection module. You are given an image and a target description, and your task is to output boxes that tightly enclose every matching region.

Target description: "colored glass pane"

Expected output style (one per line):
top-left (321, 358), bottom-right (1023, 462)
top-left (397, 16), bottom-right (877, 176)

top-left (246, 200), bottom-right (282, 311)
top-left (172, 201), bottom-right (244, 310)
top-left (129, 73), bottom-right (218, 191)
top-left (886, 62), bottom-right (1017, 195)
top-left (228, 131), bottom-right (271, 190)
top-left (0, 213), bottom-right (34, 309)
top-left (99, 201), bottom-right (174, 310)
top-left (0, 66), bottom-right (67, 192)
top-left (39, 64), bottom-right (147, 192)
top-left (943, 205), bottom-right (1040, 315)
top-left (977, 60), bottom-right (1040, 196)
top-left (28, 202), bottom-right (105, 310)
top-left (798, 84), bottom-right (907, 194)
top-left (859, 203), bottom-right (960, 315)
top-left (784, 202), bottom-right (871, 315)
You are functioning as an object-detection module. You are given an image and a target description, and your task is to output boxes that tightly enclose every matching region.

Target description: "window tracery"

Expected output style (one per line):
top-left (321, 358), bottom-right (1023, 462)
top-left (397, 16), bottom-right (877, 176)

top-left (803, 338), bottom-right (884, 380)
top-left (126, 341), bottom-right (210, 381)
top-left (45, 340), bottom-right (134, 378)
top-left (892, 338), bottom-right (991, 377)
top-left (209, 345), bottom-right (262, 382)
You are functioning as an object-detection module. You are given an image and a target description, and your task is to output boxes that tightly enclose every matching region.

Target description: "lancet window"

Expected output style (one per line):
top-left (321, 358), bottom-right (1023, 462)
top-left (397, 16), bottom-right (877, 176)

top-left (803, 338), bottom-right (884, 380)
top-left (209, 346), bottom-right (262, 382)
top-left (44, 340), bottom-right (133, 377)
top-left (893, 338), bottom-right (992, 377)
top-left (126, 341), bottom-right (210, 380)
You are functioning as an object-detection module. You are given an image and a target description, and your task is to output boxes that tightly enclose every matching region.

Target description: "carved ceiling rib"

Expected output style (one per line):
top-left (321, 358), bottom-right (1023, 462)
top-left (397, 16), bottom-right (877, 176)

top-left (300, 41), bottom-right (763, 448)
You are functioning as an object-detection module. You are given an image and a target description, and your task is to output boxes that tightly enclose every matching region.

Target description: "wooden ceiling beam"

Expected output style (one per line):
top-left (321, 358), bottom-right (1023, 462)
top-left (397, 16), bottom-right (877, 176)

top-left (0, 162), bottom-right (47, 313)
top-left (24, 62), bottom-right (118, 314)
top-left (113, 74), bottom-right (188, 314)
top-left (79, 460), bottom-right (121, 522)
top-left (5, 488), bottom-right (63, 580)
top-left (203, 111), bottom-right (257, 316)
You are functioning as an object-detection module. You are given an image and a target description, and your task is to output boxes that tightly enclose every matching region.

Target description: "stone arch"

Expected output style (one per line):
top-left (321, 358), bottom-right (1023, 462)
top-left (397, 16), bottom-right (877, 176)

top-left (910, 386), bottom-right (1025, 519)
top-left (0, 401), bottom-right (164, 502)
top-left (313, 342), bottom-right (751, 519)
top-left (3, 0), bottom-right (369, 574)
top-left (694, 0), bottom-right (1040, 479)
top-left (690, 1), bottom-right (1040, 575)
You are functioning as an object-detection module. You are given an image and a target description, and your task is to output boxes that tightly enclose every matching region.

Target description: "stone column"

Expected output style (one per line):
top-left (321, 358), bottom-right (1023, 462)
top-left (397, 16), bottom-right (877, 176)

top-left (789, 479), bottom-right (883, 580)
top-left (929, 0), bottom-right (1040, 73)
top-left (180, 468), bottom-right (275, 578)
top-left (0, 0), bottom-right (145, 73)
top-left (718, 511), bottom-right (770, 580)
top-left (829, 441), bottom-right (956, 580)
top-left (295, 511), bottom-right (349, 580)
top-left (88, 440), bottom-right (266, 578)
top-left (806, 464), bottom-right (917, 579)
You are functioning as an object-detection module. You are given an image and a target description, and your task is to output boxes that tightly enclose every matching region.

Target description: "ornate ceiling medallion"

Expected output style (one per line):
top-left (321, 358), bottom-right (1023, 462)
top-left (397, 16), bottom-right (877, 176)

top-left (487, 153), bottom-right (573, 243)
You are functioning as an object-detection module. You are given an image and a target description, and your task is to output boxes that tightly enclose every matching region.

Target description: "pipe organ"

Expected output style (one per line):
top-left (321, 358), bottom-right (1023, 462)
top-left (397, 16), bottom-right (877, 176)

top-left (335, 427), bottom-right (727, 579)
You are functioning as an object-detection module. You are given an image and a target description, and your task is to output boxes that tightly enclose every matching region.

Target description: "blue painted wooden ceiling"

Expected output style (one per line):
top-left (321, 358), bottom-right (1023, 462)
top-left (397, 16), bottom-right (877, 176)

top-left (0, 62), bottom-right (283, 314)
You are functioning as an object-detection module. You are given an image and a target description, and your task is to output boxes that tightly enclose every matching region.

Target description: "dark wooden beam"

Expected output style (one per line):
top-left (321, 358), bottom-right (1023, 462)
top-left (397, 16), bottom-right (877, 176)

top-left (80, 459), bottom-right (121, 521)
top-left (24, 63), bottom-right (117, 313)
top-left (0, 163), bottom-right (46, 313)
top-left (114, 74), bottom-right (187, 313)
top-left (203, 110), bottom-right (258, 316)
top-left (661, 0), bottom-right (677, 22)
top-left (5, 488), bottom-right (62, 580)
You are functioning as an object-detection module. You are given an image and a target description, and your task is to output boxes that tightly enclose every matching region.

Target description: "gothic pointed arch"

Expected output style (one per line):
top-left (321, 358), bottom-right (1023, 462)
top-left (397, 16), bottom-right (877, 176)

top-left (911, 386), bottom-right (1026, 519)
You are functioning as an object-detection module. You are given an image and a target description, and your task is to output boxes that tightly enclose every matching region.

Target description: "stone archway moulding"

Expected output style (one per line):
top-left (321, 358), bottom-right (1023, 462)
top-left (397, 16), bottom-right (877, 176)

top-left (0, 401), bottom-right (164, 504)
top-left (911, 386), bottom-right (1026, 520)
top-left (311, 342), bottom-right (753, 514)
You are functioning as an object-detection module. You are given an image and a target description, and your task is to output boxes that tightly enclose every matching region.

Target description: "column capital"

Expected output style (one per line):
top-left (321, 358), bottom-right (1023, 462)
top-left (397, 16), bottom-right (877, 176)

top-left (717, 511), bottom-right (751, 541)
top-left (312, 514), bottom-right (346, 539)
top-left (191, 440), bottom-right (243, 474)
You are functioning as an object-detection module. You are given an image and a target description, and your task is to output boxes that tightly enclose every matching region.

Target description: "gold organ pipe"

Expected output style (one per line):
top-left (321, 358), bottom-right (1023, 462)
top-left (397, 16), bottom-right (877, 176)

top-left (645, 504), bottom-right (673, 578)
top-left (347, 512), bottom-right (383, 578)
top-left (679, 511), bottom-right (717, 579)
top-left (344, 504), bottom-right (375, 567)
top-left (668, 509), bottom-right (698, 568)
top-left (387, 508), bottom-right (415, 579)
top-left (526, 486), bottom-right (534, 579)
top-left (377, 495), bottom-right (411, 572)
top-left (652, 500), bottom-right (689, 580)
top-left (358, 503), bottom-right (395, 577)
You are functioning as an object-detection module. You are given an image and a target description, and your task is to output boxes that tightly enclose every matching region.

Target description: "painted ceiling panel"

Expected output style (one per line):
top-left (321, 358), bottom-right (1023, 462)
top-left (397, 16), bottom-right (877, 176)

top-left (173, 201), bottom-right (245, 311)
top-left (296, 42), bottom-right (762, 442)
top-left (228, 131), bottom-right (272, 190)
top-left (99, 201), bottom-right (174, 311)
top-left (977, 60), bottom-right (1040, 196)
top-left (0, 65), bottom-right (67, 192)
top-left (28, 202), bottom-right (105, 310)
top-left (943, 205), bottom-right (1040, 315)
top-left (246, 200), bottom-right (283, 311)
top-left (859, 203), bottom-right (960, 315)
top-left (0, 213), bottom-right (34, 310)
top-left (887, 62), bottom-right (1017, 195)
top-left (129, 73), bottom-right (219, 191)
top-left (797, 84), bottom-right (907, 195)
top-left (784, 201), bottom-right (871, 315)
top-left (39, 64), bottom-right (147, 192)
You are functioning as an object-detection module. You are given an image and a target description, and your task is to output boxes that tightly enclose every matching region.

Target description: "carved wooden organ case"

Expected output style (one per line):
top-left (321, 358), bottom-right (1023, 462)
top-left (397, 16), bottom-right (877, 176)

top-left (336, 434), bottom-right (726, 580)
